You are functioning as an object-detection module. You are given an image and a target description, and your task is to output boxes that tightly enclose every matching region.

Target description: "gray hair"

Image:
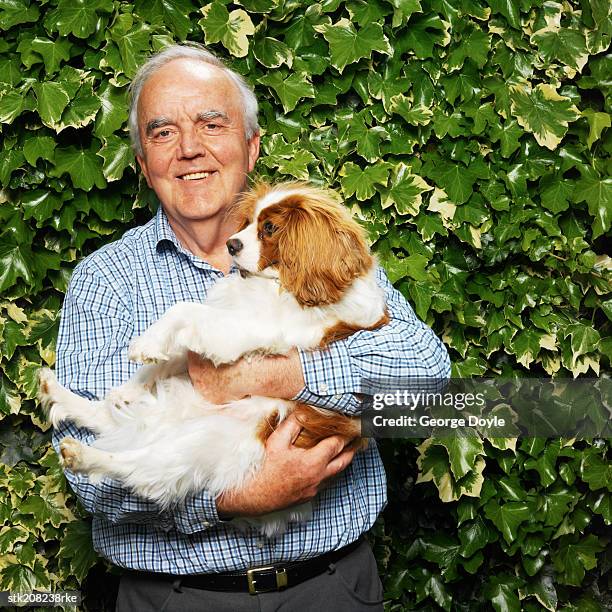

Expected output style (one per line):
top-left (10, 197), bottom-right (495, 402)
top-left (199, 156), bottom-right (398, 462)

top-left (128, 43), bottom-right (260, 156)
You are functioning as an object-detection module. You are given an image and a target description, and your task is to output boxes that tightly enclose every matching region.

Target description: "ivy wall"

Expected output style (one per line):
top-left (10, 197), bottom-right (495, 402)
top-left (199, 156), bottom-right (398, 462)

top-left (0, 0), bottom-right (610, 609)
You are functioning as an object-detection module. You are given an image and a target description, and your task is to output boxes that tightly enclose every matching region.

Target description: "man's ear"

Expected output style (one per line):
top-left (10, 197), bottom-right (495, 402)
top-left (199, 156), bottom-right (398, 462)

top-left (247, 132), bottom-right (260, 173)
top-left (136, 154), bottom-right (152, 187)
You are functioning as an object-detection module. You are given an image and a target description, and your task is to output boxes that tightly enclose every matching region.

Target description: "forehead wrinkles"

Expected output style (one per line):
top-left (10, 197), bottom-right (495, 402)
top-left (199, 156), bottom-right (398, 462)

top-left (138, 61), bottom-right (244, 126)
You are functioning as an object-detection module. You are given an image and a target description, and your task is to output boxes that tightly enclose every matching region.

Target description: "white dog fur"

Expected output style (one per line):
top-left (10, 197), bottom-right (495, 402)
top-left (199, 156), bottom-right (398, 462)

top-left (40, 182), bottom-right (387, 537)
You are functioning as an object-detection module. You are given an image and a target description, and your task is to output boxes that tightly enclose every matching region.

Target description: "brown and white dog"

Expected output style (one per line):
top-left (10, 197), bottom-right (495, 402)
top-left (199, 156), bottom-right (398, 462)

top-left (39, 181), bottom-right (389, 536)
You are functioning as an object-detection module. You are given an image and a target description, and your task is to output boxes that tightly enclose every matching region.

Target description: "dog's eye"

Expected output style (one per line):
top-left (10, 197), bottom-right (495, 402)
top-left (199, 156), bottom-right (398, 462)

top-left (262, 220), bottom-right (277, 236)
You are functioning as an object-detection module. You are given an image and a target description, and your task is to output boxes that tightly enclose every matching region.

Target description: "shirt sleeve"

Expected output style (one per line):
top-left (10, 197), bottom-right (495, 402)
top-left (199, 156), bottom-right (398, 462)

top-left (53, 263), bottom-right (221, 535)
top-left (293, 267), bottom-right (451, 415)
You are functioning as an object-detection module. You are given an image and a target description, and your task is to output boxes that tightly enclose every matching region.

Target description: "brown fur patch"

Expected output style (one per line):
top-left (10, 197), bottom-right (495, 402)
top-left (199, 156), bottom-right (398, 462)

top-left (320, 309), bottom-right (391, 347)
top-left (255, 409), bottom-right (281, 444)
top-left (228, 182), bottom-right (272, 231)
top-left (292, 404), bottom-right (367, 451)
top-left (255, 404), bottom-right (367, 451)
top-left (254, 186), bottom-right (373, 306)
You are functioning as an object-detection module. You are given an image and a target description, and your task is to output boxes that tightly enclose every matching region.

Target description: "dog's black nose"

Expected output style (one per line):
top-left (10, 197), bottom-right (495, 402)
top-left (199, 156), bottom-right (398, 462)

top-left (226, 238), bottom-right (243, 256)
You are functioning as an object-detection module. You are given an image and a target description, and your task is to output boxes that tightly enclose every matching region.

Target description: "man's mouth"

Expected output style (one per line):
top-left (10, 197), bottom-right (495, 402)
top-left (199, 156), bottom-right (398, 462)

top-left (178, 171), bottom-right (215, 181)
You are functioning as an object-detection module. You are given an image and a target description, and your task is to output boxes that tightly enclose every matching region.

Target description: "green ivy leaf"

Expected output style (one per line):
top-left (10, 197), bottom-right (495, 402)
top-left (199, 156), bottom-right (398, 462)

top-left (58, 81), bottom-right (101, 131)
top-left (0, 240), bottom-right (36, 292)
top-left (532, 27), bottom-right (589, 72)
top-left (33, 81), bottom-right (71, 129)
top-left (381, 168), bottom-right (432, 216)
top-left (581, 109), bottom-right (611, 148)
top-left (0, 88), bottom-right (31, 124)
top-left (510, 84), bottom-right (580, 150)
top-left (50, 145), bottom-right (107, 191)
top-left (0, 559), bottom-right (50, 591)
top-left (94, 83), bottom-right (128, 139)
top-left (135, 0), bottom-right (194, 39)
top-left (258, 71), bottom-right (315, 112)
top-left (484, 500), bottom-right (531, 544)
top-left (29, 37), bottom-right (71, 75)
top-left (253, 36), bottom-right (293, 68)
top-left (572, 168), bottom-right (612, 239)
top-left (0, 0), bottom-right (39, 30)
top-left (0, 374), bottom-right (21, 416)
top-left (97, 135), bottom-right (134, 182)
top-left (339, 161), bottom-right (390, 201)
top-left (58, 520), bottom-right (99, 582)
top-left (21, 190), bottom-right (63, 225)
top-left (434, 436), bottom-right (485, 480)
top-left (552, 535), bottom-right (604, 586)
top-left (109, 14), bottom-right (152, 79)
top-left (315, 19), bottom-right (391, 73)
top-left (199, 2), bottom-right (255, 58)
top-left (45, 0), bottom-right (113, 39)
top-left (486, 0), bottom-right (520, 29)
top-left (447, 25), bottom-right (490, 69)
top-left (23, 136), bottom-right (56, 167)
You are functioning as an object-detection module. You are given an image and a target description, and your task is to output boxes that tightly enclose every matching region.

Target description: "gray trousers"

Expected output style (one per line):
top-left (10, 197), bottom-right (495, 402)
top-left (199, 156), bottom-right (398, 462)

top-left (115, 539), bottom-right (383, 611)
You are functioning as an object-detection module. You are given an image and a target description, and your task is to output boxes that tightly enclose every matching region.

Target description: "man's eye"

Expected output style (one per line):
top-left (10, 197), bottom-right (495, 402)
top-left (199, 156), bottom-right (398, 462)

top-left (156, 129), bottom-right (172, 138)
top-left (205, 123), bottom-right (220, 131)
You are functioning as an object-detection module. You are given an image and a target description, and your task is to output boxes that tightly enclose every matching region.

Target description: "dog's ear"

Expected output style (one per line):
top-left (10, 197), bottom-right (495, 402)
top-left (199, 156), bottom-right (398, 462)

top-left (228, 181), bottom-right (271, 230)
top-left (277, 198), bottom-right (372, 307)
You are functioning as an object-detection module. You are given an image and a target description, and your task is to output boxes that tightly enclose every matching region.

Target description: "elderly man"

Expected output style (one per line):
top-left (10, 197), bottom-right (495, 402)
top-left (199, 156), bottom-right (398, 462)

top-left (54, 44), bottom-right (450, 611)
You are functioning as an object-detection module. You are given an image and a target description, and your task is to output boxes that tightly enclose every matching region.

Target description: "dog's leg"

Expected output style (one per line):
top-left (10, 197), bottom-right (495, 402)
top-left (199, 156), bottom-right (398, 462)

top-left (58, 438), bottom-right (149, 485)
top-left (128, 303), bottom-right (211, 363)
top-left (130, 357), bottom-right (188, 389)
top-left (39, 369), bottom-right (113, 433)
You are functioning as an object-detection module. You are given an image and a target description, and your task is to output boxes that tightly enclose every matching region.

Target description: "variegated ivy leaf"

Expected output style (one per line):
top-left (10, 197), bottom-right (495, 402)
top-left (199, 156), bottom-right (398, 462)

top-left (253, 36), bottom-right (293, 68)
top-left (380, 165), bottom-right (433, 216)
top-left (199, 3), bottom-right (255, 58)
top-left (339, 161), bottom-right (390, 201)
top-left (32, 81), bottom-right (71, 129)
top-left (531, 26), bottom-right (589, 74)
top-left (315, 19), bottom-right (392, 73)
top-left (510, 83), bottom-right (580, 150)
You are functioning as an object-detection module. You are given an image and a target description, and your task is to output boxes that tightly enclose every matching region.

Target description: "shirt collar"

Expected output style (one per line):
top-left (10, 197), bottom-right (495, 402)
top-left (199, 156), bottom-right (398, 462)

top-left (154, 205), bottom-right (237, 275)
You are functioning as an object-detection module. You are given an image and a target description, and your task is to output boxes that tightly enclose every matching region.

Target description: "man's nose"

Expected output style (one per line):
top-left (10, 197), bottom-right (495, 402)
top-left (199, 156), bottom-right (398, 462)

top-left (178, 128), bottom-right (205, 159)
top-left (226, 238), bottom-right (243, 256)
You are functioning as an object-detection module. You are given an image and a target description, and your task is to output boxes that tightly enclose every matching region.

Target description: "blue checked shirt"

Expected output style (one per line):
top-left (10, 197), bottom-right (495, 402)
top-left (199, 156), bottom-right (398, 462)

top-left (54, 206), bottom-right (450, 574)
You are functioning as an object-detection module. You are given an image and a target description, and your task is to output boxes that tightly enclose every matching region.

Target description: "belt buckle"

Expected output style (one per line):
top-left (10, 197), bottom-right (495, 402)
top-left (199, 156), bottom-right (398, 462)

top-left (246, 566), bottom-right (288, 595)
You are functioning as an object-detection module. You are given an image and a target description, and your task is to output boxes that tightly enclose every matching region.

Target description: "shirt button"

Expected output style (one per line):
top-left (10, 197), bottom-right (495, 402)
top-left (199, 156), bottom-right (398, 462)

top-left (202, 521), bottom-right (210, 527)
top-left (319, 384), bottom-right (329, 393)
top-left (333, 395), bottom-right (341, 401)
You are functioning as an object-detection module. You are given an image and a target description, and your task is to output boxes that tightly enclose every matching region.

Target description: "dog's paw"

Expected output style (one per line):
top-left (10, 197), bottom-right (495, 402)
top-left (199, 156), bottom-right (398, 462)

top-left (128, 335), bottom-right (169, 364)
top-left (59, 438), bottom-right (83, 471)
top-left (106, 385), bottom-right (143, 410)
top-left (38, 368), bottom-right (59, 412)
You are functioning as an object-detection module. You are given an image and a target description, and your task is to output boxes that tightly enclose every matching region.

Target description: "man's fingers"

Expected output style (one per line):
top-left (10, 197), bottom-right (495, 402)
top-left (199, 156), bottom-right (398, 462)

top-left (323, 447), bottom-right (357, 478)
top-left (313, 434), bottom-right (351, 462)
top-left (267, 414), bottom-right (304, 448)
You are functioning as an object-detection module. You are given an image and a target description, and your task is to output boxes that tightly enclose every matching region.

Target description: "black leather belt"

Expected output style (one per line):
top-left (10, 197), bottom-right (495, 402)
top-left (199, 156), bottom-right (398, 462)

top-left (128, 538), bottom-right (362, 595)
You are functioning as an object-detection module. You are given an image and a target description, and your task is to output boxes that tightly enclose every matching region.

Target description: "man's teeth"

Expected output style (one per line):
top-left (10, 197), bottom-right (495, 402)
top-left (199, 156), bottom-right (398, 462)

top-left (181, 172), bottom-right (211, 180)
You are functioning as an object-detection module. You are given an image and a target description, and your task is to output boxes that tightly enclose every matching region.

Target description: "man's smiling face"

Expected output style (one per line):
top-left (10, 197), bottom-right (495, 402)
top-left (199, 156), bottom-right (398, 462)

top-left (136, 58), bottom-right (259, 228)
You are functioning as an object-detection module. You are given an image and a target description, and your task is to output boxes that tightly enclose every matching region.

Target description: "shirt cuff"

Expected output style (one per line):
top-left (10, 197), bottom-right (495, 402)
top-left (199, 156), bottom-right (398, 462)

top-left (172, 490), bottom-right (221, 535)
top-left (293, 343), bottom-right (362, 414)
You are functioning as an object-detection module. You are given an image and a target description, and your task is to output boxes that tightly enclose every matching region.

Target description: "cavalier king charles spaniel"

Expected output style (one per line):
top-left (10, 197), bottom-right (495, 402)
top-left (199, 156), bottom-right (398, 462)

top-left (39, 181), bottom-right (389, 536)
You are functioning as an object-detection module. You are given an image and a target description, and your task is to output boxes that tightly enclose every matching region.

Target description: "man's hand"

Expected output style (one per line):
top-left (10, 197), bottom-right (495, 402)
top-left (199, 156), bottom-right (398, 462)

top-left (216, 414), bottom-right (356, 517)
top-left (187, 349), bottom-right (305, 404)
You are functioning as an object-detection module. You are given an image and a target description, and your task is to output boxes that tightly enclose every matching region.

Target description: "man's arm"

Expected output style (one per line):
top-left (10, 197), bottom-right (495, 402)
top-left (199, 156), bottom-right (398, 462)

top-left (54, 265), bottom-right (221, 535)
top-left (189, 267), bottom-right (451, 413)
